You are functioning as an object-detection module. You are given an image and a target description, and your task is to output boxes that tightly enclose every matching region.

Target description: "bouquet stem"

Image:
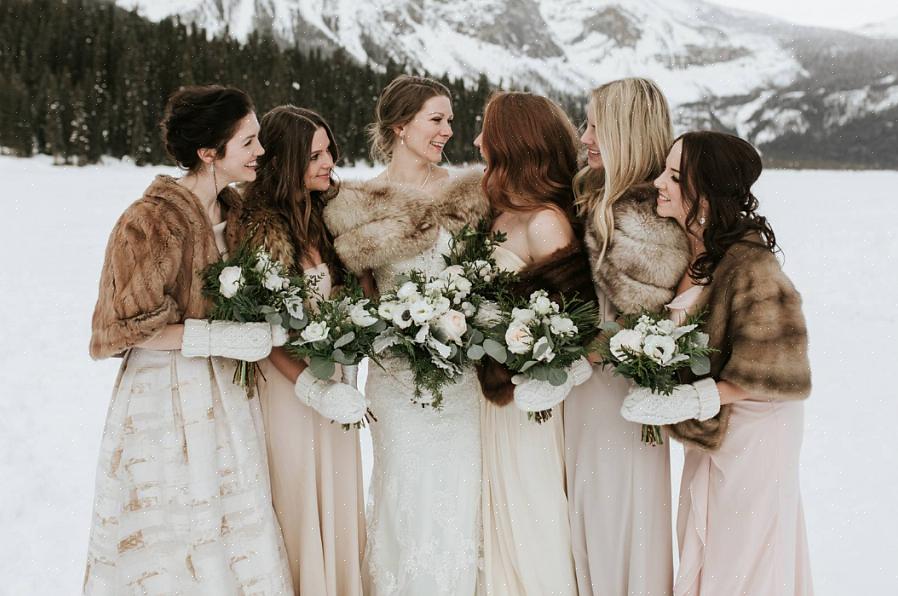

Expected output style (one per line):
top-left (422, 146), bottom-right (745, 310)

top-left (232, 360), bottom-right (260, 399)
top-left (641, 424), bottom-right (664, 446)
top-left (527, 409), bottom-right (553, 424)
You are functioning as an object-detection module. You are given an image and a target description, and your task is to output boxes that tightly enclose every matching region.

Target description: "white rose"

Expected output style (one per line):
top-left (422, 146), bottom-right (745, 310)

top-left (549, 315), bottom-right (577, 336)
top-left (474, 300), bottom-right (503, 328)
top-left (284, 295), bottom-right (305, 320)
top-left (642, 334), bottom-right (677, 365)
top-left (349, 303), bottom-right (378, 327)
top-left (409, 299), bottom-right (435, 324)
top-left (511, 307), bottom-right (536, 324)
top-left (397, 280), bottom-right (421, 301)
top-left (391, 305), bottom-right (414, 329)
top-left (505, 320), bottom-right (534, 355)
top-left (435, 309), bottom-right (467, 344)
top-left (532, 336), bottom-right (556, 363)
top-left (609, 329), bottom-right (644, 361)
top-left (300, 321), bottom-right (329, 344)
top-left (218, 266), bottom-right (244, 298)
top-left (263, 269), bottom-right (289, 291)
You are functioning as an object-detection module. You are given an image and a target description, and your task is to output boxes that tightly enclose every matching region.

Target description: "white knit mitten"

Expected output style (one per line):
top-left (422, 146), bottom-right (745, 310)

top-left (294, 369), bottom-right (367, 424)
top-left (270, 323), bottom-right (289, 347)
top-left (181, 319), bottom-right (272, 362)
top-left (512, 357), bottom-right (593, 413)
top-left (620, 378), bottom-right (721, 425)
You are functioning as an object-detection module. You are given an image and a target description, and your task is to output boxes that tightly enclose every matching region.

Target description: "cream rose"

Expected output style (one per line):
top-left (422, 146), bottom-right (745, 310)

top-left (435, 309), bottom-right (467, 344)
top-left (505, 320), bottom-right (534, 354)
top-left (300, 321), bottom-right (329, 344)
top-left (609, 329), bottom-right (643, 361)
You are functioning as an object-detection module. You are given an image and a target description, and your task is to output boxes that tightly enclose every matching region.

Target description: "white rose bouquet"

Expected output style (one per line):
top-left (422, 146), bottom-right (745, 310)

top-left (201, 244), bottom-right (313, 396)
top-left (596, 310), bottom-right (715, 444)
top-left (372, 268), bottom-right (482, 409)
top-left (285, 275), bottom-right (385, 378)
top-left (481, 290), bottom-right (600, 422)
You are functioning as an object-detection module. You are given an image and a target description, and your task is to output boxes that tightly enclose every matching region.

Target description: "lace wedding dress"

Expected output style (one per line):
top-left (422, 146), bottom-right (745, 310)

top-left (362, 227), bottom-right (483, 596)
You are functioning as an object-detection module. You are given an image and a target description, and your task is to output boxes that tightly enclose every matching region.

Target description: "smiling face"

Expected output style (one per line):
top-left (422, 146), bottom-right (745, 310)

top-left (654, 139), bottom-right (691, 227)
top-left (580, 98), bottom-right (602, 170)
top-left (303, 127), bottom-right (335, 192)
top-left (397, 95), bottom-right (453, 164)
top-left (212, 112), bottom-right (264, 185)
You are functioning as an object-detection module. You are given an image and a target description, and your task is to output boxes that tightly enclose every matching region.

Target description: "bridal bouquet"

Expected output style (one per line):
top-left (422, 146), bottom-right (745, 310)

top-left (481, 289), bottom-right (599, 422)
top-left (596, 311), bottom-right (715, 444)
top-left (201, 245), bottom-right (312, 396)
top-left (285, 275), bottom-right (386, 380)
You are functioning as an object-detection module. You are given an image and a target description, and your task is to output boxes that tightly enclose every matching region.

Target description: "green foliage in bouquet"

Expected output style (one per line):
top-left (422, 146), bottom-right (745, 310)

top-left (200, 244), bottom-right (313, 396)
top-left (595, 309), bottom-right (717, 444)
top-left (285, 274), bottom-right (386, 381)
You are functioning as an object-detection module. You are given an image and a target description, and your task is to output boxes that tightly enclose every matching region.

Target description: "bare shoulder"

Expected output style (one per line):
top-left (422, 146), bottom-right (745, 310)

top-left (526, 207), bottom-right (574, 260)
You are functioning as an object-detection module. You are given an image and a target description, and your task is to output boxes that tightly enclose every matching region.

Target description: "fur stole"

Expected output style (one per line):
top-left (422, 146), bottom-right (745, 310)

top-left (586, 183), bottom-right (690, 314)
top-left (90, 175), bottom-right (241, 359)
top-left (669, 240), bottom-right (812, 450)
top-left (478, 242), bottom-right (597, 405)
top-left (322, 168), bottom-right (490, 275)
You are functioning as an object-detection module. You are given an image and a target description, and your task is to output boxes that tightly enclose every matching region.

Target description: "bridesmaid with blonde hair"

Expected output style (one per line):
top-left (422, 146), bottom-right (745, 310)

top-left (565, 77), bottom-right (689, 596)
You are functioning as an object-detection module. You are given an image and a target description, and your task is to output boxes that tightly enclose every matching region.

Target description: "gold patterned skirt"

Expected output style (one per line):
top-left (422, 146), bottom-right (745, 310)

top-left (83, 349), bottom-right (291, 595)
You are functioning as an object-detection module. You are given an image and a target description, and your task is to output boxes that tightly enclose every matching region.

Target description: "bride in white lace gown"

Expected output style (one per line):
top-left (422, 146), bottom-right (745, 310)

top-left (322, 75), bottom-right (491, 596)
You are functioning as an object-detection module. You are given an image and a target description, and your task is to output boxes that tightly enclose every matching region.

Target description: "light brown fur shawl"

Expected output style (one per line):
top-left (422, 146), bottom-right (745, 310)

top-left (322, 169), bottom-right (490, 275)
top-left (89, 175), bottom-right (241, 359)
top-left (668, 240), bottom-right (812, 450)
top-left (585, 183), bottom-right (690, 314)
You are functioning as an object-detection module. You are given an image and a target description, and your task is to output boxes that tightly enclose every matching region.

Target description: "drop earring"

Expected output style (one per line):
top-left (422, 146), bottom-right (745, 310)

top-left (699, 213), bottom-right (706, 226)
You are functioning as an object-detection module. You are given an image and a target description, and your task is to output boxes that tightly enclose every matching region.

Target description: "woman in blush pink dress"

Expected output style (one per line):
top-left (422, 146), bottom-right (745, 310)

top-left (621, 131), bottom-right (813, 596)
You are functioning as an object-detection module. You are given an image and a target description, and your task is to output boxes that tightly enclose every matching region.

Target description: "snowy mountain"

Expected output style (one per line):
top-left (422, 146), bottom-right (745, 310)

top-left (856, 16), bottom-right (898, 39)
top-left (116, 0), bottom-right (898, 167)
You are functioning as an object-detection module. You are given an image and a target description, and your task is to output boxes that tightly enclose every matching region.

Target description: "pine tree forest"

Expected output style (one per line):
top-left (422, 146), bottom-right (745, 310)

top-left (0, 0), bottom-right (543, 166)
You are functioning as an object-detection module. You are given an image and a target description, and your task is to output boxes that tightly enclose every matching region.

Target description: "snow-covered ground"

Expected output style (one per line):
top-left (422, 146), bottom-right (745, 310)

top-left (1, 155), bottom-right (896, 594)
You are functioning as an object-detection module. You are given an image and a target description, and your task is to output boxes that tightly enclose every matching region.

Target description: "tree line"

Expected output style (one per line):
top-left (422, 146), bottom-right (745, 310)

top-left (0, 0), bottom-right (530, 166)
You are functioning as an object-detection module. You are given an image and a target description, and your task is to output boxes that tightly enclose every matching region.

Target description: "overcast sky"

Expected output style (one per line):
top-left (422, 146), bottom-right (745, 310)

top-left (707, 0), bottom-right (897, 29)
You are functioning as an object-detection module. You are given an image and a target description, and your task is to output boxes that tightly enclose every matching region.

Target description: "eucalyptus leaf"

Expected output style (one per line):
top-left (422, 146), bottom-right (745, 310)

top-left (519, 360), bottom-right (537, 372)
top-left (529, 366), bottom-right (549, 381)
top-left (482, 339), bottom-right (507, 363)
top-left (265, 313), bottom-right (283, 326)
top-left (690, 354), bottom-right (711, 376)
top-left (599, 321), bottom-right (621, 333)
top-left (547, 368), bottom-right (569, 386)
top-left (468, 329), bottom-right (484, 345)
top-left (334, 331), bottom-right (356, 349)
top-left (533, 340), bottom-right (549, 360)
top-left (333, 349), bottom-right (357, 365)
top-left (467, 344), bottom-right (486, 360)
top-left (309, 356), bottom-right (336, 380)
top-left (289, 315), bottom-right (308, 330)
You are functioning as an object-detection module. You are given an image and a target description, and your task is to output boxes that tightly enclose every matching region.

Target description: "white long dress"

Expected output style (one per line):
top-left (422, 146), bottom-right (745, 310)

top-left (479, 246), bottom-right (577, 596)
top-left (83, 220), bottom-right (292, 595)
top-left (362, 227), bottom-right (483, 596)
top-left (564, 291), bottom-right (673, 596)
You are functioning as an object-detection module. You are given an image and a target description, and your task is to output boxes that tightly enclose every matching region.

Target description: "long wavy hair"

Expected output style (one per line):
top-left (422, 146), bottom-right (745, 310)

top-left (480, 92), bottom-right (579, 222)
top-left (242, 105), bottom-right (342, 283)
top-left (573, 78), bottom-right (672, 266)
top-left (677, 131), bottom-right (778, 284)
